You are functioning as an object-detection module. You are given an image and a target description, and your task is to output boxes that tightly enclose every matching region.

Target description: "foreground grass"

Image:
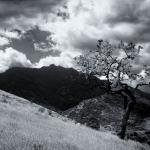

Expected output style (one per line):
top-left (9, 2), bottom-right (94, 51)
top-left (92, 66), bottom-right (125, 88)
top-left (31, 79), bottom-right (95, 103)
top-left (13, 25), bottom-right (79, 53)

top-left (0, 90), bottom-right (149, 150)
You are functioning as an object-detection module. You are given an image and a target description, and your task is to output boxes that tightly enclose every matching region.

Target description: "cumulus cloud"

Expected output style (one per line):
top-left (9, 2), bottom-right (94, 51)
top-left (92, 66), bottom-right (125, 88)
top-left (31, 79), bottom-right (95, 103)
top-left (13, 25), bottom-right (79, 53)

top-left (0, 36), bottom-right (9, 46)
top-left (0, 47), bottom-right (78, 73)
top-left (0, 47), bottom-right (32, 72)
top-left (35, 51), bottom-right (80, 68)
top-left (0, 29), bottom-right (20, 39)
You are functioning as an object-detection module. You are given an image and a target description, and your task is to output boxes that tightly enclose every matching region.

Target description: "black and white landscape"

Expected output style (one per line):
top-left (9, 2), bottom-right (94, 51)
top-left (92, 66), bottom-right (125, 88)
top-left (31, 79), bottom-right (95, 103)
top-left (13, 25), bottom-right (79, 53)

top-left (0, 0), bottom-right (150, 150)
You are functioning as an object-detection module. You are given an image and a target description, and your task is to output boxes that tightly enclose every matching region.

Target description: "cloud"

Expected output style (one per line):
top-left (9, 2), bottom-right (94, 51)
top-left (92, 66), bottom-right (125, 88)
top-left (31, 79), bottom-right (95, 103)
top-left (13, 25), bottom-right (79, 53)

top-left (1, 0), bottom-right (150, 50)
top-left (0, 47), bottom-right (79, 73)
top-left (105, 0), bottom-right (150, 43)
top-left (0, 0), bottom-right (66, 29)
top-left (0, 26), bottom-right (60, 63)
top-left (0, 29), bottom-right (20, 39)
top-left (35, 51), bottom-right (80, 68)
top-left (39, 0), bottom-right (150, 51)
top-left (37, 0), bottom-right (126, 51)
top-left (106, 0), bottom-right (143, 24)
top-left (0, 36), bottom-right (9, 46)
top-left (0, 0), bottom-right (65, 19)
top-left (0, 0), bottom-right (150, 74)
top-left (37, 0), bottom-right (150, 75)
top-left (0, 47), bottom-right (32, 72)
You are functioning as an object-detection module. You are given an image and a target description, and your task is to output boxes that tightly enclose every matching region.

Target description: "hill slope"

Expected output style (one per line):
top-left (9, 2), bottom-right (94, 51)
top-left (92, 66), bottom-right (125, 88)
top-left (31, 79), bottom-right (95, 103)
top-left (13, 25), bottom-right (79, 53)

top-left (0, 90), bottom-right (149, 150)
top-left (0, 65), bottom-right (105, 110)
top-left (64, 93), bottom-right (150, 144)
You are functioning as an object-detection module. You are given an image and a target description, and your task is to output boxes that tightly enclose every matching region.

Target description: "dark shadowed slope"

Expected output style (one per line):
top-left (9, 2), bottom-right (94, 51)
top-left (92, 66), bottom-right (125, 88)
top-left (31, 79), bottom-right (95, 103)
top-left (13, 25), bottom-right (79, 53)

top-left (0, 65), bottom-right (105, 110)
top-left (64, 93), bottom-right (150, 145)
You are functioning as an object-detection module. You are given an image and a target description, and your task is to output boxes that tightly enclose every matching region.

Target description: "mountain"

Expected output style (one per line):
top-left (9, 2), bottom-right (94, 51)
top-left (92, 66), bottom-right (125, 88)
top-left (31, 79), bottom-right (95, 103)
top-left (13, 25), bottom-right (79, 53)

top-left (0, 90), bottom-right (149, 150)
top-left (0, 65), bottom-right (105, 110)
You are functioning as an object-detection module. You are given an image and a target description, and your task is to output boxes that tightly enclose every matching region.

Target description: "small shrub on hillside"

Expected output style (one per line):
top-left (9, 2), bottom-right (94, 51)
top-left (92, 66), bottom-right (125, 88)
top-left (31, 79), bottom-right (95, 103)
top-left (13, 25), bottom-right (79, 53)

top-left (38, 107), bottom-right (45, 113)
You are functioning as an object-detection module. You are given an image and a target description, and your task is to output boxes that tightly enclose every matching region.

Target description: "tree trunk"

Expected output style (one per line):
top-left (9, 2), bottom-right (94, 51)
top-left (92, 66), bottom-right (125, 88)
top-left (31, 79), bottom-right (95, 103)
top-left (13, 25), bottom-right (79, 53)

top-left (109, 85), bottom-right (136, 139)
top-left (118, 100), bottom-right (135, 139)
top-left (122, 95), bottom-right (128, 109)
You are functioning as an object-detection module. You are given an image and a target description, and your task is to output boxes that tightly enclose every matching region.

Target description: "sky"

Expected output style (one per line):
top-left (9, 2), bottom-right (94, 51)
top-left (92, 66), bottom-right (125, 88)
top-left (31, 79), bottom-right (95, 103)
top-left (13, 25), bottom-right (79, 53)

top-left (0, 0), bottom-right (150, 73)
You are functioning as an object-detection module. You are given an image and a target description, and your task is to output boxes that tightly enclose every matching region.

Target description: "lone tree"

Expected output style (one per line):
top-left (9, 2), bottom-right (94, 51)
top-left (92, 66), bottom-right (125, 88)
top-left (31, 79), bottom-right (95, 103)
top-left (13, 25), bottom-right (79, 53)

top-left (75, 40), bottom-right (150, 139)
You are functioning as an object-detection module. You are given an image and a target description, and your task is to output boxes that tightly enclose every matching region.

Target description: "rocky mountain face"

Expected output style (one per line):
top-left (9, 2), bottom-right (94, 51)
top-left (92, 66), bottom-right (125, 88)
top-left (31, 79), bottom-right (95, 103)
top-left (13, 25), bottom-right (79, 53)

top-left (64, 92), bottom-right (150, 145)
top-left (0, 65), bottom-right (105, 110)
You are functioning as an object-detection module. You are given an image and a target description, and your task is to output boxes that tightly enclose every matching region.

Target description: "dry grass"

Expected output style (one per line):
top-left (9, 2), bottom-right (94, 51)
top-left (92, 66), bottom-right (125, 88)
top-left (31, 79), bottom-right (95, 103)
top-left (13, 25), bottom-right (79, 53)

top-left (0, 90), bottom-right (149, 150)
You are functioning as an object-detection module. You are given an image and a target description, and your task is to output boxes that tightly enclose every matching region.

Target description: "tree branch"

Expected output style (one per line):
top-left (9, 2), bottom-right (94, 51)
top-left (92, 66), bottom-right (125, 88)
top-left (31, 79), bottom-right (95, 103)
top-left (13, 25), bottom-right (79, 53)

top-left (135, 83), bottom-right (150, 90)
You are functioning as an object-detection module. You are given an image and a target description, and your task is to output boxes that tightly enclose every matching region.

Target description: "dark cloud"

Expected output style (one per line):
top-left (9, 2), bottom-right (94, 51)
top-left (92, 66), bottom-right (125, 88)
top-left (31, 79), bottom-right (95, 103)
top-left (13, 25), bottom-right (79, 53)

top-left (105, 0), bottom-right (150, 43)
top-left (2, 26), bottom-right (61, 63)
top-left (72, 35), bottom-right (97, 51)
top-left (106, 0), bottom-right (143, 25)
top-left (0, 0), bottom-right (65, 27)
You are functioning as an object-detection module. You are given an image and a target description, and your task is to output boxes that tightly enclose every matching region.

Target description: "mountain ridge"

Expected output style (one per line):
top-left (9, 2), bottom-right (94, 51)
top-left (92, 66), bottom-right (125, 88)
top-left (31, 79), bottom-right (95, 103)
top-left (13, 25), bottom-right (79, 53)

top-left (0, 65), bottom-right (105, 110)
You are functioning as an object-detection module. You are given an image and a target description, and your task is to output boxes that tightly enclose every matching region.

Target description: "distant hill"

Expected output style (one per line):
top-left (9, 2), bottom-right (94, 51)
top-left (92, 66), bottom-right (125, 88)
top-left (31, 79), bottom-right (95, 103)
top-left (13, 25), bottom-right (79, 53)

top-left (0, 65), bottom-right (105, 110)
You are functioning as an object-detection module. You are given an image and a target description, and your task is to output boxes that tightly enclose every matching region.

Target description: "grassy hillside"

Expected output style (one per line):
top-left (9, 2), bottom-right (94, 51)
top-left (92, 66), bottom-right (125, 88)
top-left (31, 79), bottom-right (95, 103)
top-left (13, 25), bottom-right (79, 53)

top-left (0, 90), bottom-right (149, 150)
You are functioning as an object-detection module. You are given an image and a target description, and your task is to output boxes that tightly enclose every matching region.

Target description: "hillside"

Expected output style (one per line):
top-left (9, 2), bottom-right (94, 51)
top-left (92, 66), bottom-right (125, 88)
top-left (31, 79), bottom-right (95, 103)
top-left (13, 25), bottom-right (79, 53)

top-left (0, 65), bottom-right (105, 110)
top-left (64, 93), bottom-right (150, 145)
top-left (0, 65), bottom-right (150, 145)
top-left (0, 90), bottom-right (149, 150)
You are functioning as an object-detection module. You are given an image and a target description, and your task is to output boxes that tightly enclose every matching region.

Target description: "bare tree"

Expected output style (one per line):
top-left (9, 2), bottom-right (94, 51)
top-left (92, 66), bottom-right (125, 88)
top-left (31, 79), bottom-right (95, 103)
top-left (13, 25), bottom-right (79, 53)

top-left (75, 40), bottom-right (150, 139)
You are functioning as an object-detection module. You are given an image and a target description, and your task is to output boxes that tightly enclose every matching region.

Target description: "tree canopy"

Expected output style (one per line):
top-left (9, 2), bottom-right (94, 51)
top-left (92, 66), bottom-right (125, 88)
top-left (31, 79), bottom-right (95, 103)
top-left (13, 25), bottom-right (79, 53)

top-left (75, 40), bottom-right (150, 92)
